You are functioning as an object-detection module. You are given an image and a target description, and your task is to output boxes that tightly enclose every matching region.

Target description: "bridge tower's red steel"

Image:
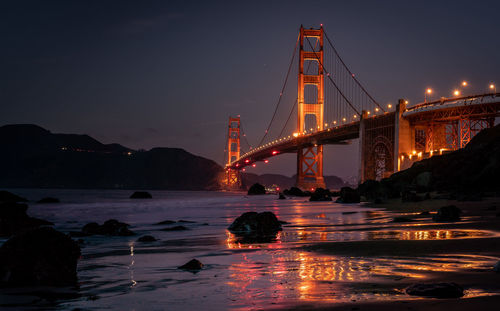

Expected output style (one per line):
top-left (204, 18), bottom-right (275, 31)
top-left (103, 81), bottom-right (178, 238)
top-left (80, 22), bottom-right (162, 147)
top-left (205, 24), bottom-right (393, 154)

top-left (296, 25), bottom-right (326, 190)
top-left (225, 116), bottom-right (241, 188)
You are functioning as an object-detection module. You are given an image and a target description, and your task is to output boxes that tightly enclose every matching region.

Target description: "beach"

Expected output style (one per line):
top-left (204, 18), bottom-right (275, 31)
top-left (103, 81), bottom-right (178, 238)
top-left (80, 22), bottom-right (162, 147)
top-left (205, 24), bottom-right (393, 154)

top-left (0, 189), bottom-right (499, 310)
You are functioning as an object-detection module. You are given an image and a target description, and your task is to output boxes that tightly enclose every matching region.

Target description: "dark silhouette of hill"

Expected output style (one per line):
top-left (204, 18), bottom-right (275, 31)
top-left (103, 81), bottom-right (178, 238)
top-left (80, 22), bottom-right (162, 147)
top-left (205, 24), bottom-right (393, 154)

top-left (387, 123), bottom-right (500, 193)
top-left (0, 124), bottom-right (222, 190)
top-left (242, 173), bottom-right (349, 190)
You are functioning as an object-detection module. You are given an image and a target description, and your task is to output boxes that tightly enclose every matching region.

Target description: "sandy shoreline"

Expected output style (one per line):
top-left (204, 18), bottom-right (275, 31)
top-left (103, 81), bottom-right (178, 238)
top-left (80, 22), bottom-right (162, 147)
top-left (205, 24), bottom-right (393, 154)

top-left (287, 196), bottom-right (500, 310)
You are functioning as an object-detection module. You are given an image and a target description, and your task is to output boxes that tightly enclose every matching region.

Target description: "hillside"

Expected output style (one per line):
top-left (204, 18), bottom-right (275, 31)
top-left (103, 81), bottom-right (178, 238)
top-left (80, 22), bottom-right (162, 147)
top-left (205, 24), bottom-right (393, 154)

top-left (0, 124), bottom-right (223, 190)
top-left (379, 123), bottom-right (500, 195)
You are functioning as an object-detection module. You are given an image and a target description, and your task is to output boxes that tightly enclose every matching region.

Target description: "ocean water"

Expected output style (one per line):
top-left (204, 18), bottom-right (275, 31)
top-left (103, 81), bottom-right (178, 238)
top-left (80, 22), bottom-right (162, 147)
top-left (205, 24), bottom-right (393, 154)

top-left (0, 189), bottom-right (498, 310)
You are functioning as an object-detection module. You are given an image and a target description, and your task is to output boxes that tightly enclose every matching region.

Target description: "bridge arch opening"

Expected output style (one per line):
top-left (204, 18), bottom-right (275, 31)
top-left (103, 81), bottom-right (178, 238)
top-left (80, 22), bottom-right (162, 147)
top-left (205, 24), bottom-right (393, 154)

top-left (371, 136), bottom-right (394, 181)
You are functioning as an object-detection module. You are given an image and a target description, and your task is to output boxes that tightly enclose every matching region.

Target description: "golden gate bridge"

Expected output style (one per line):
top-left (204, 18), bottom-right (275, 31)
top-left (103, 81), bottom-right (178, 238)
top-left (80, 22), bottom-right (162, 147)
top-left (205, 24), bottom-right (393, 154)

top-left (223, 25), bottom-right (500, 190)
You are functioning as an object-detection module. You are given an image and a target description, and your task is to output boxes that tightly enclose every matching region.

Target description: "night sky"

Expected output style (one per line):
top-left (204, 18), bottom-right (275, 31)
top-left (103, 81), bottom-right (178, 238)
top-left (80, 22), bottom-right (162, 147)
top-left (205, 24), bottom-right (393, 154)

top-left (1, 0), bottom-right (499, 179)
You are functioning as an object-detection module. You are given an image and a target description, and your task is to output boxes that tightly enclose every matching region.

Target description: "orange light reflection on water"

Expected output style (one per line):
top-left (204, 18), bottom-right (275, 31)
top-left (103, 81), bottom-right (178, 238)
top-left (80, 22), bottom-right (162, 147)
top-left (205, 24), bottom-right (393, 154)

top-left (225, 248), bottom-right (498, 306)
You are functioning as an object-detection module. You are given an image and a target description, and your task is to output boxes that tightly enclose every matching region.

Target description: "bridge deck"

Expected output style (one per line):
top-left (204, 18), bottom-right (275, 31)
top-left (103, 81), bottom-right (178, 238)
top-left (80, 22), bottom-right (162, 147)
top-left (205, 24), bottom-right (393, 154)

top-left (229, 93), bottom-right (500, 170)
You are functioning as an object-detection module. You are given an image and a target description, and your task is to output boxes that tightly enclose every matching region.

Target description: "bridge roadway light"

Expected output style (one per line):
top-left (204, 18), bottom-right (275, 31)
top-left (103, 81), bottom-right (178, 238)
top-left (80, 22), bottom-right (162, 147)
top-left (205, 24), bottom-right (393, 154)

top-left (490, 83), bottom-right (496, 92)
top-left (387, 104), bottom-right (392, 109)
top-left (453, 90), bottom-right (460, 96)
top-left (293, 132), bottom-right (299, 137)
top-left (462, 81), bottom-right (468, 87)
top-left (425, 88), bottom-right (433, 103)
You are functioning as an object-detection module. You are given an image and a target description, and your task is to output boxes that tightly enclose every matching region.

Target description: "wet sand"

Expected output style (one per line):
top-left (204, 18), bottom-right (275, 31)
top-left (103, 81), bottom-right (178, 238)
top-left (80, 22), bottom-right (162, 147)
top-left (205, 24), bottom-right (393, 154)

top-left (1, 190), bottom-right (499, 310)
top-left (290, 196), bottom-right (500, 310)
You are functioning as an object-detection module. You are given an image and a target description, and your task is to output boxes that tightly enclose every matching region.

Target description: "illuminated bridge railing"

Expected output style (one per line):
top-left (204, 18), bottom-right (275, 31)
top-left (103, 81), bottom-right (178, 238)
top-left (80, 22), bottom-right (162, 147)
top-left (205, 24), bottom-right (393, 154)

top-left (403, 93), bottom-right (500, 117)
top-left (229, 121), bottom-right (361, 169)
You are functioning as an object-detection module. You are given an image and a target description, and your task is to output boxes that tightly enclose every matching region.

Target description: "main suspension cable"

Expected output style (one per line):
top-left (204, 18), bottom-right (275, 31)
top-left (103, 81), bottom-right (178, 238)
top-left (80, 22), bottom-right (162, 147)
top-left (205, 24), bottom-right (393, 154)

top-left (323, 30), bottom-right (384, 112)
top-left (305, 36), bottom-right (361, 116)
top-left (256, 32), bottom-right (300, 147)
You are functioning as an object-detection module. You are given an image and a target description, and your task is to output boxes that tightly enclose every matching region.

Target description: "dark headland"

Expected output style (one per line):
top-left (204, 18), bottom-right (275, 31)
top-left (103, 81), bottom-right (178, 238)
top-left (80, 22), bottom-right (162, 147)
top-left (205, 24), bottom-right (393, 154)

top-left (0, 124), bottom-right (222, 190)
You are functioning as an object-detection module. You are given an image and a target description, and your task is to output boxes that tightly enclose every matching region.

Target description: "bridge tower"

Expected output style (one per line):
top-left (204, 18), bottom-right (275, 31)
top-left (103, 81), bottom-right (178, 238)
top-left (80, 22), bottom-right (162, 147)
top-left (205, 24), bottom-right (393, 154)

top-left (225, 116), bottom-right (241, 188)
top-left (296, 25), bottom-right (326, 190)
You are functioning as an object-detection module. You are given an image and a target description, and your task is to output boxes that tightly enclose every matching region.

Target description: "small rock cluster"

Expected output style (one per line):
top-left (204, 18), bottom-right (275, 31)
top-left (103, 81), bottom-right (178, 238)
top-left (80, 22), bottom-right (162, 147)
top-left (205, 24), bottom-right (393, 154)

top-left (70, 219), bottom-right (135, 237)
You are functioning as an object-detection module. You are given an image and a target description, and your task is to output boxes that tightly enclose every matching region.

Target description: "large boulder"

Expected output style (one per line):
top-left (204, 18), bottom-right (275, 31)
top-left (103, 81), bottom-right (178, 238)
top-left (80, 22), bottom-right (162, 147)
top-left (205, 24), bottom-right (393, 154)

top-left (0, 227), bottom-right (81, 286)
top-left (0, 190), bottom-right (28, 203)
top-left (433, 205), bottom-right (461, 222)
top-left (414, 171), bottom-right (432, 192)
top-left (247, 183), bottom-right (266, 195)
top-left (228, 211), bottom-right (282, 242)
top-left (336, 187), bottom-right (360, 203)
top-left (0, 202), bottom-right (53, 237)
top-left (309, 188), bottom-right (332, 201)
top-left (130, 191), bottom-right (152, 199)
top-left (406, 283), bottom-right (464, 298)
top-left (81, 219), bottom-right (135, 236)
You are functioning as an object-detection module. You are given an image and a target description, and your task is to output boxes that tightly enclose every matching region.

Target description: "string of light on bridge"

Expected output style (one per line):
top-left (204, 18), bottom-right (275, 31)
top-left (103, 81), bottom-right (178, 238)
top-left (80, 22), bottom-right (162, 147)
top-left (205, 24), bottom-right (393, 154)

top-left (233, 88), bottom-right (499, 168)
top-left (423, 81), bottom-right (496, 103)
top-left (225, 25), bottom-right (499, 173)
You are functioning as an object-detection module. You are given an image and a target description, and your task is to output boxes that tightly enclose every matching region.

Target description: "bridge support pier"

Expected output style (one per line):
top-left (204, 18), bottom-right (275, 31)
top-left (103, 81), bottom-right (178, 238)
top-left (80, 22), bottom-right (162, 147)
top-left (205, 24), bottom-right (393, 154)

top-left (394, 99), bottom-right (413, 172)
top-left (297, 145), bottom-right (326, 191)
top-left (225, 168), bottom-right (241, 190)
